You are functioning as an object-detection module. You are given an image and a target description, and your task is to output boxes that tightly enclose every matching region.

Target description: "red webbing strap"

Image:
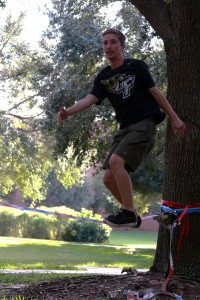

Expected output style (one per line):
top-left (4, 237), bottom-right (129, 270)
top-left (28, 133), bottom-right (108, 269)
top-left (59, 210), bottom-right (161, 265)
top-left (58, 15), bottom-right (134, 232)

top-left (162, 265), bottom-right (174, 292)
top-left (161, 200), bottom-right (200, 260)
top-left (161, 200), bottom-right (200, 209)
top-left (176, 214), bottom-right (189, 260)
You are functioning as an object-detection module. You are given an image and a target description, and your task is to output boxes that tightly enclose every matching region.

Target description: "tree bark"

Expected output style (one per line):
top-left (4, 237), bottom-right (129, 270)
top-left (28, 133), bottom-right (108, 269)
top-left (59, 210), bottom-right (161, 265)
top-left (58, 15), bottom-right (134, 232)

top-left (129, 0), bottom-right (173, 41)
top-left (129, 0), bottom-right (200, 277)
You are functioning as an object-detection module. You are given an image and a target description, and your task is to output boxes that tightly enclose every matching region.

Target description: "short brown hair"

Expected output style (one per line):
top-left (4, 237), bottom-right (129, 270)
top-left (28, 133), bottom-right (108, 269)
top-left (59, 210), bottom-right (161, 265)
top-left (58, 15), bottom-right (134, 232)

top-left (102, 28), bottom-right (126, 46)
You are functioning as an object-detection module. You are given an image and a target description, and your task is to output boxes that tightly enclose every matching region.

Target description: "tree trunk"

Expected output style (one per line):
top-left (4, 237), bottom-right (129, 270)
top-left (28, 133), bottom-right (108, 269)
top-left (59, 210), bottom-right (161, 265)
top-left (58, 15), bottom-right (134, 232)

top-left (129, 0), bottom-right (200, 277)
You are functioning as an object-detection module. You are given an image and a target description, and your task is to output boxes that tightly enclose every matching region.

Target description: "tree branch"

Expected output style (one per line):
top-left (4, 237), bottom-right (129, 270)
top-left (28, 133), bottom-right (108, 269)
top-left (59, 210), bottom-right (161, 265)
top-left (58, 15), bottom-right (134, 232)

top-left (128, 0), bottom-right (174, 41)
top-left (0, 13), bottom-right (25, 53)
top-left (8, 94), bottom-right (40, 112)
top-left (5, 113), bottom-right (31, 124)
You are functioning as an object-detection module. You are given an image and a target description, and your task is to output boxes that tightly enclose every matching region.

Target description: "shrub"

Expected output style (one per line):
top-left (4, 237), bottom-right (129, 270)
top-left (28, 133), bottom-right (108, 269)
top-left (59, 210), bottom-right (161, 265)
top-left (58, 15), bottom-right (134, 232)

top-left (0, 211), bottom-right (17, 236)
top-left (0, 205), bottom-right (110, 242)
top-left (62, 220), bottom-right (111, 243)
top-left (16, 213), bottom-right (31, 238)
top-left (23, 216), bottom-right (50, 239)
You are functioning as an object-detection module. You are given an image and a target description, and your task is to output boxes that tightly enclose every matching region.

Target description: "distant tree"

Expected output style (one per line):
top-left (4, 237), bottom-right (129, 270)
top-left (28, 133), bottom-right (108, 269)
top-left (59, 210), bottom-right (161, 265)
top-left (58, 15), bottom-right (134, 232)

top-left (0, 12), bottom-right (82, 202)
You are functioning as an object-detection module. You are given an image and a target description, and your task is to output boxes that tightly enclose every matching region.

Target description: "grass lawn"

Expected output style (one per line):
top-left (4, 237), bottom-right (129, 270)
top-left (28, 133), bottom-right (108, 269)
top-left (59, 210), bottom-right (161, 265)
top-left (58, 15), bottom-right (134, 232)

top-left (109, 229), bottom-right (157, 247)
top-left (0, 230), bottom-right (157, 285)
top-left (0, 230), bottom-right (157, 269)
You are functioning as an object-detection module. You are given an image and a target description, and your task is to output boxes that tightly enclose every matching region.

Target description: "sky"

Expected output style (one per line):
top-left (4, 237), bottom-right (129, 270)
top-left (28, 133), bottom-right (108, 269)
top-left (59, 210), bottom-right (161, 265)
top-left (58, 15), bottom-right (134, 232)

top-left (3, 0), bottom-right (120, 47)
top-left (3, 0), bottom-right (51, 47)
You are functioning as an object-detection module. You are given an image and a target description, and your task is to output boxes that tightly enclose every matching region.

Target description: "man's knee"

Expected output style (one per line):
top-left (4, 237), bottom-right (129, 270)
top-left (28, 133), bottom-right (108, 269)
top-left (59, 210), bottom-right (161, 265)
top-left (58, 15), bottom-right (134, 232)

top-left (109, 154), bottom-right (125, 171)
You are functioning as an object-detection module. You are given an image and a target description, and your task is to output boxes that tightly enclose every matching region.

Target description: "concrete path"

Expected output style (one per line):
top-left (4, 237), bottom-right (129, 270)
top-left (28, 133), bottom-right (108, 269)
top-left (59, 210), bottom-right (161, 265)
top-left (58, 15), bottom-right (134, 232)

top-left (0, 267), bottom-right (147, 275)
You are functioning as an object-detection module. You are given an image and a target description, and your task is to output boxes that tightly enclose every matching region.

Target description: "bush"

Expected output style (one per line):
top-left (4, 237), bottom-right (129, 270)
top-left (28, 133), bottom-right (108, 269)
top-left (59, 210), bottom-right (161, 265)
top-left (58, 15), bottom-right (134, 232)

top-left (0, 211), bottom-right (17, 236)
top-left (16, 213), bottom-right (31, 238)
top-left (24, 216), bottom-right (51, 239)
top-left (0, 205), bottom-right (110, 242)
top-left (15, 213), bottom-right (51, 239)
top-left (62, 220), bottom-right (111, 243)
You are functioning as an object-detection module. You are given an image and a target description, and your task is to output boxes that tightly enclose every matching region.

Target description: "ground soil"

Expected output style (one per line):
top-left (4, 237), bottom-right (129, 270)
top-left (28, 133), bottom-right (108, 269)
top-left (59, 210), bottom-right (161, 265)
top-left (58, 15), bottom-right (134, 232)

top-left (1, 271), bottom-right (200, 299)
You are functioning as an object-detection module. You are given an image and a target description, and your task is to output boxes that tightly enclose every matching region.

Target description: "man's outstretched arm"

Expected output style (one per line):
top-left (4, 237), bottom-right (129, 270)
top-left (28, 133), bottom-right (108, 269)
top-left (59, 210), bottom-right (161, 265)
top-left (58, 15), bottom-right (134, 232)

top-left (57, 94), bottom-right (98, 125)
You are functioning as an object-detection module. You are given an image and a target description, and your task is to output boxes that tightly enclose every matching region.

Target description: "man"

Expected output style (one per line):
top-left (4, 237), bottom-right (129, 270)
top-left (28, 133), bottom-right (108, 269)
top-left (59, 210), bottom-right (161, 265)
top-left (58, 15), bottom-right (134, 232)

top-left (58, 28), bottom-right (186, 228)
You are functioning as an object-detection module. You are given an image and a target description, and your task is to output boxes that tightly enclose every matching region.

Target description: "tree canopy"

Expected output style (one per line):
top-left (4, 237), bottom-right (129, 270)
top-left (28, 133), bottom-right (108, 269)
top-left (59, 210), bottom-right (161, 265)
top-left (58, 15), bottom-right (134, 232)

top-left (0, 0), bottom-right (166, 208)
top-left (0, 12), bottom-right (82, 202)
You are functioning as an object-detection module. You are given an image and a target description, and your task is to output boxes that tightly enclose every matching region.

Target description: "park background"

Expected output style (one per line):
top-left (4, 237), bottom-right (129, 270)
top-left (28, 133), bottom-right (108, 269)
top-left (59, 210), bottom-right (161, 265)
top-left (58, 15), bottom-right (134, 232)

top-left (0, 0), bottom-right (165, 232)
top-left (0, 0), bottom-right (200, 298)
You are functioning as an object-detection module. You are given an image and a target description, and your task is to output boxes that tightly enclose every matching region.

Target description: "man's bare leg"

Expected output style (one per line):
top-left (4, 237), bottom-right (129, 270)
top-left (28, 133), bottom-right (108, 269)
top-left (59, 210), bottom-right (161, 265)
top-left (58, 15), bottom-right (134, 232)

top-left (103, 154), bottom-right (141, 227)
top-left (108, 153), bottom-right (138, 215)
top-left (103, 169), bottom-right (123, 206)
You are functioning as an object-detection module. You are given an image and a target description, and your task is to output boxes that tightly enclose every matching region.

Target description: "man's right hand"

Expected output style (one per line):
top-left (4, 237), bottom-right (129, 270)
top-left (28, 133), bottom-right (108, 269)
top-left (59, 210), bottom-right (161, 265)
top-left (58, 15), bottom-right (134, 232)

top-left (57, 107), bottom-right (68, 125)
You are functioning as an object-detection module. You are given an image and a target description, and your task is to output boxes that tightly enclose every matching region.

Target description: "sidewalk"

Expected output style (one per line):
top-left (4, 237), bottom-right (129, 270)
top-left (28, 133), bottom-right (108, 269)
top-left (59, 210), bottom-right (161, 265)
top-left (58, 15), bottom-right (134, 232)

top-left (0, 267), bottom-right (147, 275)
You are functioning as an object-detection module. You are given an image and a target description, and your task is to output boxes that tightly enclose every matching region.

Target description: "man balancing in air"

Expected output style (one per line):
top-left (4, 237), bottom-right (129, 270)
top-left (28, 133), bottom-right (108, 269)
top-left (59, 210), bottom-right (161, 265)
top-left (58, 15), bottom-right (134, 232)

top-left (58, 28), bottom-right (186, 228)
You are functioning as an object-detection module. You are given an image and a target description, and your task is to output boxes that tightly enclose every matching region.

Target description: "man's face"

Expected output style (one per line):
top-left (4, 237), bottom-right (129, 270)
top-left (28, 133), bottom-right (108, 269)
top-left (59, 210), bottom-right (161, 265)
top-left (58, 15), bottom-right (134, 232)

top-left (102, 34), bottom-right (124, 61)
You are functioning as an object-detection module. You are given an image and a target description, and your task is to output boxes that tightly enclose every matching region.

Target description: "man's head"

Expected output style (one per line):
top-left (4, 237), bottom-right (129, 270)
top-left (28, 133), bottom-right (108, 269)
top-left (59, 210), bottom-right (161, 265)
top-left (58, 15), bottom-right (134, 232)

top-left (102, 28), bottom-right (126, 62)
top-left (102, 28), bottom-right (126, 46)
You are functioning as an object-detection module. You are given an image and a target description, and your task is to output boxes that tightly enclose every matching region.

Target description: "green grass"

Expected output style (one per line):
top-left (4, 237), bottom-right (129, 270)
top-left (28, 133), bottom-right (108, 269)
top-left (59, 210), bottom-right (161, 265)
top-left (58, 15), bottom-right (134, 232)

top-left (109, 229), bottom-right (157, 247)
top-left (0, 230), bottom-right (157, 285)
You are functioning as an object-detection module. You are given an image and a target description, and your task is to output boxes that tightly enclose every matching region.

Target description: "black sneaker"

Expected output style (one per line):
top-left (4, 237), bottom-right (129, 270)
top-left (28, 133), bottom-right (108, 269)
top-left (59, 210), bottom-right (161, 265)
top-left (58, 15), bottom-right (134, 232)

top-left (106, 208), bottom-right (123, 220)
top-left (134, 216), bottom-right (142, 228)
top-left (103, 210), bottom-right (138, 227)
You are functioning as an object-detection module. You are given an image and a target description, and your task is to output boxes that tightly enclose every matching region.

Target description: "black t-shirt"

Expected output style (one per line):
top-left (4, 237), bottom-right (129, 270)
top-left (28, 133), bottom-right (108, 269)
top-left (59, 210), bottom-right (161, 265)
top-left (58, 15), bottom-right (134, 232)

top-left (90, 58), bottom-right (166, 128)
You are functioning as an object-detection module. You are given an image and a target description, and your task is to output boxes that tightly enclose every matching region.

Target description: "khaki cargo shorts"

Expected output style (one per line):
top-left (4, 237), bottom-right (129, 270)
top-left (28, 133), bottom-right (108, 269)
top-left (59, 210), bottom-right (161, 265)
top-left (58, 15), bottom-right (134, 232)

top-left (103, 117), bottom-right (156, 173)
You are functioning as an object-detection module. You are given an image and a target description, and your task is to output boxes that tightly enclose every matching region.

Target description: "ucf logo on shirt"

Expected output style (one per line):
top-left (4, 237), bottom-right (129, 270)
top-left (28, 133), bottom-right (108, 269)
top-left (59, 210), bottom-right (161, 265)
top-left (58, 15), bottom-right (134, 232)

top-left (101, 74), bottom-right (135, 100)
